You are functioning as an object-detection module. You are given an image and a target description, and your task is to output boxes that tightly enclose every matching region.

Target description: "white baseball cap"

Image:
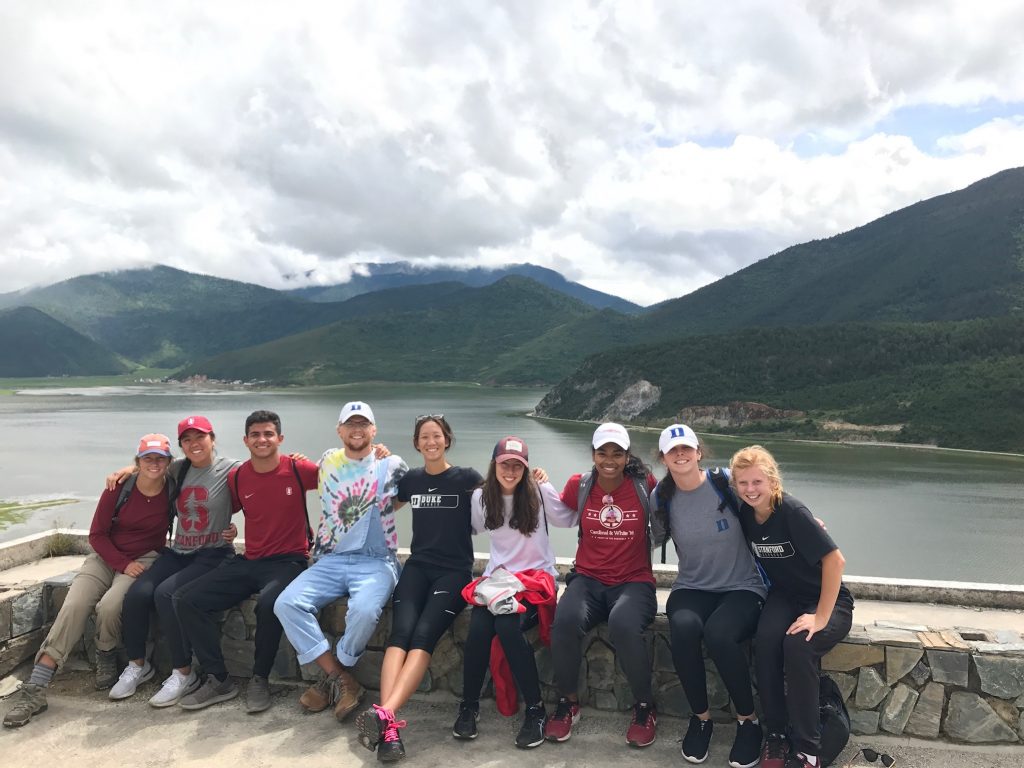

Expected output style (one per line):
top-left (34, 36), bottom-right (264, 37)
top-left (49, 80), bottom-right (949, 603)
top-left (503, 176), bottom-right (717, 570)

top-left (659, 424), bottom-right (699, 453)
top-left (338, 401), bottom-right (375, 425)
top-left (592, 422), bottom-right (630, 450)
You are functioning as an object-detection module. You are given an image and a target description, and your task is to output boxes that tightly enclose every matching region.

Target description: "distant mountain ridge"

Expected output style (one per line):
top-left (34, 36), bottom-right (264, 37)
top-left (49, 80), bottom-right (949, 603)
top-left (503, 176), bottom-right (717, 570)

top-left (287, 262), bottom-right (642, 313)
top-left (0, 306), bottom-right (130, 376)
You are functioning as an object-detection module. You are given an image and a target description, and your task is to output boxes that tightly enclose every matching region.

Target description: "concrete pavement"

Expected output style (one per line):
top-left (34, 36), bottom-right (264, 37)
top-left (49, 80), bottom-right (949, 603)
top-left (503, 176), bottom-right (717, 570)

top-left (2, 669), bottom-right (1021, 768)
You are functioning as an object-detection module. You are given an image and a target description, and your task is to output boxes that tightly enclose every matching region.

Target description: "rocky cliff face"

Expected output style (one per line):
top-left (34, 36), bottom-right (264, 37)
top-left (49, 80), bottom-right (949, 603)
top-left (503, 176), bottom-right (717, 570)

top-left (675, 401), bottom-right (804, 428)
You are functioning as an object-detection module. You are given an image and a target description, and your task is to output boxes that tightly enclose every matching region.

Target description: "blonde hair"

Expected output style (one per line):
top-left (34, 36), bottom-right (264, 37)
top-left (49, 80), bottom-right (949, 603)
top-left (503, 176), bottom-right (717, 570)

top-left (729, 445), bottom-right (784, 508)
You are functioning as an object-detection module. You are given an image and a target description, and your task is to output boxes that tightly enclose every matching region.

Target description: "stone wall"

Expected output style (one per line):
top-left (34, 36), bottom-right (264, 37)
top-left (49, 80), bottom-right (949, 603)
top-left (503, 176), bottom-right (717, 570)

top-left (1, 531), bottom-right (1022, 746)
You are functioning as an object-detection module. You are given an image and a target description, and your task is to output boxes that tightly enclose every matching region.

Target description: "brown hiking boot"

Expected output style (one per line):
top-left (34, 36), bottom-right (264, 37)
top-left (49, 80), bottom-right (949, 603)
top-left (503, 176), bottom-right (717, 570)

top-left (334, 668), bottom-right (365, 722)
top-left (3, 683), bottom-right (48, 728)
top-left (299, 672), bottom-right (340, 713)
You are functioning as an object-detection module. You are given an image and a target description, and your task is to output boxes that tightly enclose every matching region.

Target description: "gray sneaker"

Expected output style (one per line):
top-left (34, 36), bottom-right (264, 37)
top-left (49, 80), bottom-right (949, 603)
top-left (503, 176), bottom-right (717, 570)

top-left (95, 649), bottom-right (120, 690)
top-left (179, 674), bottom-right (239, 710)
top-left (3, 684), bottom-right (47, 728)
top-left (245, 675), bottom-right (271, 713)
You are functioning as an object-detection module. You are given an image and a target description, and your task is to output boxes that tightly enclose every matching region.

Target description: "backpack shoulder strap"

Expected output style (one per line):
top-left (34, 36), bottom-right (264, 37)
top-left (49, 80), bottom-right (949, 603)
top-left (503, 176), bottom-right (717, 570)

top-left (575, 469), bottom-right (596, 542)
top-left (111, 473), bottom-right (139, 527)
top-left (706, 467), bottom-right (739, 515)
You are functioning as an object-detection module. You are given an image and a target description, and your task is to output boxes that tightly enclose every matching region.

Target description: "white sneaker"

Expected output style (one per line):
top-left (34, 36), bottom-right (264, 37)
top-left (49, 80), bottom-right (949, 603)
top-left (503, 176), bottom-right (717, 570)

top-left (109, 661), bottom-right (154, 700)
top-left (148, 669), bottom-right (200, 708)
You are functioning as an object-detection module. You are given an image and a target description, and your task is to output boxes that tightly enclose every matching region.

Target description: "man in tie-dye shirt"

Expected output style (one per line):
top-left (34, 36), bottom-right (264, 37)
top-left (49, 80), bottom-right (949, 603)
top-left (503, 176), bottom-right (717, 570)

top-left (275, 401), bottom-right (407, 721)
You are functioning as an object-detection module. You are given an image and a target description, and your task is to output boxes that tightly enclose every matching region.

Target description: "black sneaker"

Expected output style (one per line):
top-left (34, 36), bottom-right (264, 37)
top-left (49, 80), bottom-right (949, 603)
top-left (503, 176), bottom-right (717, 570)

top-left (452, 701), bottom-right (479, 740)
top-left (681, 714), bottom-right (713, 763)
top-left (729, 719), bottom-right (763, 768)
top-left (377, 714), bottom-right (407, 763)
top-left (515, 704), bottom-right (546, 749)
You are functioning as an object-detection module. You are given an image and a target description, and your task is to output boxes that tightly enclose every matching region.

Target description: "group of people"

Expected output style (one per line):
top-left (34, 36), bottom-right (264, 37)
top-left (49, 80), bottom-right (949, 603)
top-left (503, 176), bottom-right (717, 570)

top-left (2, 402), bottom-right (853, 768)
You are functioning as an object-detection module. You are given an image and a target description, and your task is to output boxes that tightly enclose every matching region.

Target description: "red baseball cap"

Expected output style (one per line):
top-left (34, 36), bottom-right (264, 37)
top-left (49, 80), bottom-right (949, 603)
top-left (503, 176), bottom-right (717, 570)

top-left (177, 415), bottom-right (214, 438)
top-left (136, 433), bottom-right (172, 458)
top-left (493, 436), bottom-right (529, 466)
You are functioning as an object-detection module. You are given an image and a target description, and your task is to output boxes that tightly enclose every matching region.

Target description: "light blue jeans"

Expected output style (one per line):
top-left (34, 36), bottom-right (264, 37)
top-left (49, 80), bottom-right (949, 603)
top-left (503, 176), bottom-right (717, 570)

top-left (273, 552), bottom-right (399, 667)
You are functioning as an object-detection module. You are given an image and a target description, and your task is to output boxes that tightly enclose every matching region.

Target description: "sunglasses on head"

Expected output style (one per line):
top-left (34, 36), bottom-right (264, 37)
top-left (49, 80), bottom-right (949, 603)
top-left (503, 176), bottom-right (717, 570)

top-left (415, 413), bottom-right (445, 423)
top-left (845, 748), bottom-right (895, 768)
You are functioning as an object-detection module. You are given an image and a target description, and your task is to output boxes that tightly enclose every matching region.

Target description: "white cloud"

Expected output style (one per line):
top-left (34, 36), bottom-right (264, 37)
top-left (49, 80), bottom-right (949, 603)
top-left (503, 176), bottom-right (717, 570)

top-left (1, 1), bottom-right (1023, 305)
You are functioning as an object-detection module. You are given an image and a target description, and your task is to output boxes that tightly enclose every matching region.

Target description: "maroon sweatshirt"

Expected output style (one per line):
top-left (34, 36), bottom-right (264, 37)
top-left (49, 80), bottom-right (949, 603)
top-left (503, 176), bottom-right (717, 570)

top-left (88, 485), bottom-right (170, 573)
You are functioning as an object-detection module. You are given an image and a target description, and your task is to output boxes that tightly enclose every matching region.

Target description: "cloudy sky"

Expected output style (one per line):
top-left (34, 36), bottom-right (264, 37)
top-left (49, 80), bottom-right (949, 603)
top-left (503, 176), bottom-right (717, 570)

top-left (3, 1), bottom-right (1024, 305)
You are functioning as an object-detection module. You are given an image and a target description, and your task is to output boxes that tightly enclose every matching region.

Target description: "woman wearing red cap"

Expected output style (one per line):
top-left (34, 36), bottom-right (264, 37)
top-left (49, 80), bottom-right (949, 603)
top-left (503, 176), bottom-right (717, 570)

top-left (543, 423), bottom-right (660, 749)
top-left (452, 436), bottom-right (575, 750)
top-left (108, 415), bottom-right (239, 706)
top-left (3, 433), bottom-right (175, 728)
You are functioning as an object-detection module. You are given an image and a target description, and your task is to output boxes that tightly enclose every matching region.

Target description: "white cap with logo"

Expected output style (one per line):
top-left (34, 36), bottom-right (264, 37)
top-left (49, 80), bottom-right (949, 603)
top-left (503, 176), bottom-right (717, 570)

top-left (338, 401), bottom-right (375, 425)
top-left (659, 424), bottom-right (699, 453)
top-left (592, 422), bottom-right (630, 450)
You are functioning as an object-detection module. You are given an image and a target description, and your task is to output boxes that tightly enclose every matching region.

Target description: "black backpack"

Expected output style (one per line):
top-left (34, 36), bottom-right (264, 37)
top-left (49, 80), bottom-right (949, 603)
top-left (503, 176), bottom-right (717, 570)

top-left (819, 673), bottom-right (851, 767)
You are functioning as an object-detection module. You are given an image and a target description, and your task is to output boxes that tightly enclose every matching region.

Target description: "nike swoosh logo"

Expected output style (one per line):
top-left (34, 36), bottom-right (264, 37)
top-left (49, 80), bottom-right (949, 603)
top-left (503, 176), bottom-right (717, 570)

top-left (761, 536), bottom-right (769, 541)
top-left (244, 493), bottom-right (256, 499)
top-left (427, 488), bottom-right (438, 492)
top-left (433, 590), bottom-right (448, 596)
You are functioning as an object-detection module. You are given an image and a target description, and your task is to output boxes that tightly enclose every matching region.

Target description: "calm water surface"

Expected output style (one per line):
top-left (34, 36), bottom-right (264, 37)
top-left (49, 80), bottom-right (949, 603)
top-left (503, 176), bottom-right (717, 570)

top-left (2, 383), bottom-right (1022, 584)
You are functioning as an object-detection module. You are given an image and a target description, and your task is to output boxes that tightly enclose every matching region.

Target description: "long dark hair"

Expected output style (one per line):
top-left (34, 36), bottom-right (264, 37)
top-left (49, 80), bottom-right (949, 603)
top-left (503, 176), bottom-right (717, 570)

top-left (481, 460), bottom-right (540, 535)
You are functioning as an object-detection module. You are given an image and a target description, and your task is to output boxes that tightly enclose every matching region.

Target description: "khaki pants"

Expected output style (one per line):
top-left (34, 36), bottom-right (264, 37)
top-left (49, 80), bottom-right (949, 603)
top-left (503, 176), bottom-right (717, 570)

top-left (38, 550), bottom-right (159, 666)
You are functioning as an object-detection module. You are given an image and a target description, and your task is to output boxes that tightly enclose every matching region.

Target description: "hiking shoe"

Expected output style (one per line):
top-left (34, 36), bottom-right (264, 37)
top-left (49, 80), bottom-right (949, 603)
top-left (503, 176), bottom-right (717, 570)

top-left (245, 675), bottom-right (272, 713)
top-left (94, 649), bottom-right (120, 690)
top-left (377, 713), bottom-right (408, 763)
top-left (179, 674), bottom-right (239, 710)
top-left (515, 704), bottom-right (546, 749)
top-left (299, 672), bottom-right (340, 713)
top-left (452, 700), bottom-right (479, 740)
top-left (109, 661), bottom-right (154, 700)
top-left (543, 697), bottom-right (580, 742)
top-left (760, 732), bottom-right (790, 768)
top-left (681, 714), bottom-right (713, 763)
top-left (148, 668), bottom-right (200, 708)
top-left (626, 701), bottom-right (657, 747)
top-left (2, 683), bottom-right (47, 727)
top-left (334, 669), bottom-right (365, 721)
top-left (729, 719), bottom-right (763, 768)
top-left (357, 704), bottom-right (391, 752)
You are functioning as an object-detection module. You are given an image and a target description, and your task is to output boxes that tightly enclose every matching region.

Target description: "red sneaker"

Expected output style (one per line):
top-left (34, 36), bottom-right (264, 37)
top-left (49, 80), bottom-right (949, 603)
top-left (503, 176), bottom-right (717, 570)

top-left (543, 697), bottom-right (580, 742)
top-left (626, 702), bottom-right (657, 747)
top-left (760, 732), bottom-right (790, 768)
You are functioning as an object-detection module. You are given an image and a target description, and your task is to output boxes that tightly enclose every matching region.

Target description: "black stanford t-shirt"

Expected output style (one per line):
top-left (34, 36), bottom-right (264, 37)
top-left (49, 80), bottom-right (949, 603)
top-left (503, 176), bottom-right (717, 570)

top-left (398, 466), bottom-right (483, 572)
top-left (738, 493), bottom-right (853, 610)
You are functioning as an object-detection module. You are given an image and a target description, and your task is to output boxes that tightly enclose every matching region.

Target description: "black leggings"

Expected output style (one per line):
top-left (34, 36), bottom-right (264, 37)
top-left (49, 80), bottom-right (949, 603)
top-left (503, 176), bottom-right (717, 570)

top-left (387, 560), bottom-right (469, 653)
top-left (666, 588), bottom-right (763, 716)
top-left (121, 547), bottom-right (233, 666)
top-left (550, 573), bottom-right (656, 703)
top-left (755, 590), bottom-right (853, 755)
top-left (462, 604), bottom-right (541, 705)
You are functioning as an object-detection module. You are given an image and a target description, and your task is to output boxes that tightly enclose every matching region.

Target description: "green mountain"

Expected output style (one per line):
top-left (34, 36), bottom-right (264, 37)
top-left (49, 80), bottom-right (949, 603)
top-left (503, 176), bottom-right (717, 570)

top-left (0, 266), bottom-right (352, 368)
top-left (179, 276), bottom-right (615, 385)
top-left (288, 262), bottom-right (642, 313)
top-left (535, 315), bottom-right (1024, 451)
top-left (0, 307), bottom-right (130, 376)
top-left (638, 166), bottom-right (1024, 334)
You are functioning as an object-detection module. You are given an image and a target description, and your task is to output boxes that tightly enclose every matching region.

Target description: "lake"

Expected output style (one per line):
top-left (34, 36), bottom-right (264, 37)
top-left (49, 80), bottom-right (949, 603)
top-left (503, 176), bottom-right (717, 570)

top-left (2, 382), bottom-right (1022, 584)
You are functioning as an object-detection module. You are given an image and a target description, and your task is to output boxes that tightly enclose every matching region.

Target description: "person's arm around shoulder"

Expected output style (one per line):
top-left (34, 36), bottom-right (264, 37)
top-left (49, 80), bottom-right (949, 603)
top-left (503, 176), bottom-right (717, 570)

top-left (548, 476), bottom-right (582, 527)
top-left (388, 455), bottom-right (410, 511)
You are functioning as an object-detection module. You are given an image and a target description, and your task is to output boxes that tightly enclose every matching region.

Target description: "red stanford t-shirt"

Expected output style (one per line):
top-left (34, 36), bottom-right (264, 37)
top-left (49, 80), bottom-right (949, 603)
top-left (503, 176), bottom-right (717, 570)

top-left (560, 473), bottom-right (657, 586)
top-left (229, 456), bottom-right (318, 559)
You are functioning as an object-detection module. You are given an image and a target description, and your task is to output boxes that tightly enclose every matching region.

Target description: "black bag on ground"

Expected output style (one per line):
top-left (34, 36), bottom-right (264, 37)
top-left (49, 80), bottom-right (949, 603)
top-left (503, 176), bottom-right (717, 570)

top-left (819, 673), bottom-right (851, 767)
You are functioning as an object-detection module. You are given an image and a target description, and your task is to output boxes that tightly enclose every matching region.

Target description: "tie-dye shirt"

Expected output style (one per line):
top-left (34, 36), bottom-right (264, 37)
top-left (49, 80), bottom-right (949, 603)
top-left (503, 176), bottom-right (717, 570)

top-left (314, 449), bottom-right (407, 558)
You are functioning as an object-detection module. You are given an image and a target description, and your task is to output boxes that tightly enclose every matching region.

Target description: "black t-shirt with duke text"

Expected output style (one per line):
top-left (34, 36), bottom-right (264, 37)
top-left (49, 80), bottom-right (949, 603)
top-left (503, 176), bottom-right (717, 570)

top-left (397, 466), bottom-right (484, 572)
top-left (738, 492), bottom-right (854, 610)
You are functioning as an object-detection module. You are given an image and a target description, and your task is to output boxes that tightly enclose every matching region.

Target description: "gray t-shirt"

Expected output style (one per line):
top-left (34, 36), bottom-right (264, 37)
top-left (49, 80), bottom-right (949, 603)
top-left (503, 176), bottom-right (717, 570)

top-left (660, 476), bottom-right (767, 598)
top-left (169, 455), bottom-right (240, 554)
